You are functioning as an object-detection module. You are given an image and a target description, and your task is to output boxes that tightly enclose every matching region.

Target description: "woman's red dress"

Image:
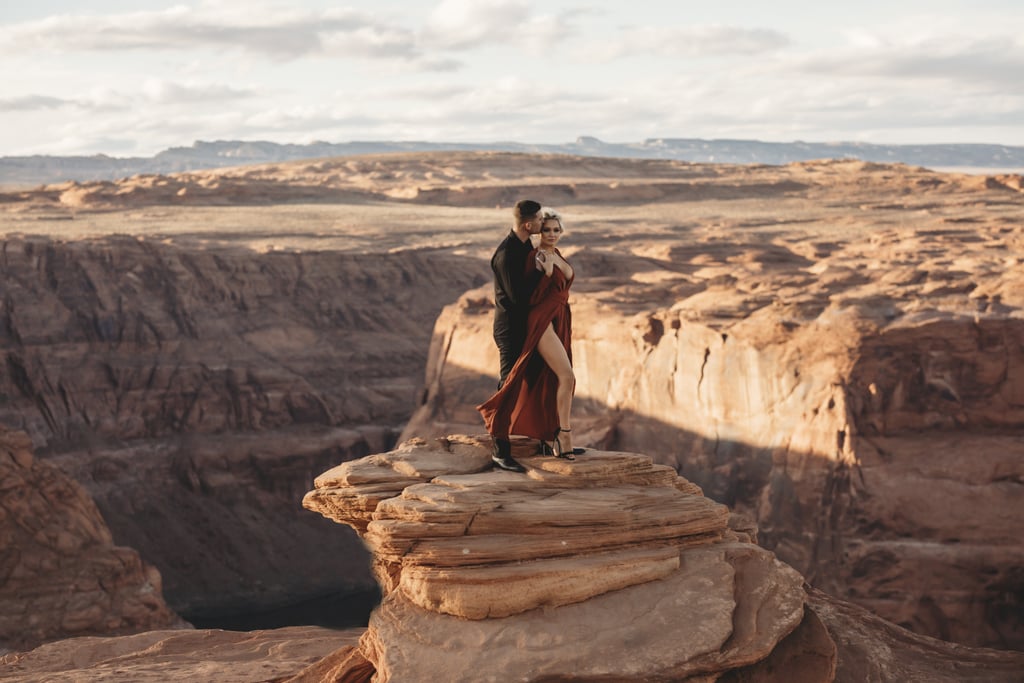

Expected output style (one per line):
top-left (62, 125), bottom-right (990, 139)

top-left (477, 248), bottom-right (574, 441)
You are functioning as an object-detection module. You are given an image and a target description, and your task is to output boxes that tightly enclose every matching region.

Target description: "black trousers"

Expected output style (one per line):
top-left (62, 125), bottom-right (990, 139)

top-left (495, 332), bottom-right (525, 390)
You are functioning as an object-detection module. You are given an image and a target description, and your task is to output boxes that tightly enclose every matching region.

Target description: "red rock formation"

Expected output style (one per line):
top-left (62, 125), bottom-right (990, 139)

top-left (2, 153), bottom-right (1022, 651)
top-left (304, 436), bottom-right (810, 681)
top-left (807, 588), bottom-right (1024, 683)
top-left (0, 237), bottom-right (486, 447)
top-left (301, 436), bottom-right (1024, 682)
top-left (0, 625), bottom-right (361, 682)
top-left (401, 204), bottom-right (1024, 650)
top-left (0, 235), bottom-right (487, 621)
top-left (0, 426), bottom-right (183, 652)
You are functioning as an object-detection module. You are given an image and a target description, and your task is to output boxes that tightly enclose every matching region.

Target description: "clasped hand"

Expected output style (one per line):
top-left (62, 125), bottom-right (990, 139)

top-left (535, 250), bottom-right (556, 275)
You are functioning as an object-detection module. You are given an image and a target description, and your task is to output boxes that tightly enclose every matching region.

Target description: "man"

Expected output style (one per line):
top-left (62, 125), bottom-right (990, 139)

top-left (488, 198), bottom-right (542, 472)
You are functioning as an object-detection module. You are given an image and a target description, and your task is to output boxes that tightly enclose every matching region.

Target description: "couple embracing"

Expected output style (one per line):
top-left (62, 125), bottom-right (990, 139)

top-left (477, 199), bottom-right (586, 472)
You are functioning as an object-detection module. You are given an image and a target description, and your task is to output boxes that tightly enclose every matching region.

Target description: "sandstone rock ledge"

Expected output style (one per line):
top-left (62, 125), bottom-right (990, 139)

top-left (303, 435), bottom-right (813, 682)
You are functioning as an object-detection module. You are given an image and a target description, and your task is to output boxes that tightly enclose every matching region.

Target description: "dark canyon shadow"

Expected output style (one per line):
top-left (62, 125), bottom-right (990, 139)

top-left (0, 235), bottom-right (492, 631)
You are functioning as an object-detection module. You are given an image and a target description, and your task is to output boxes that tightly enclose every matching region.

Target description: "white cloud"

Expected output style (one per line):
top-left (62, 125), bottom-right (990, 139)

top-left (361, 82), bottom-right (475, 102)
top-left (141, 79), bottom-right (260, 104)
top-left (644, 57), bottom-right (1024, 144)
top-left (0, 95), bottom-right (74, 111)
top-left (581, 24), bottom-right (790, 62)
top-left (0, 1), bottom-right (568, 65)
top-left (422, 0), bottom-right (531, 49)
top-left (0, 5), bottom-right (396, 60)
top-left (802, 35), bottom-right (1024, 93)
top-left (421, 0), bottom-right (573, 51)
top-left (2, 1), bottom-right (1024, 154)
top-left (0, 80), bottom-right (259, 115)
top-left (319, 24), bottom-right (420, 60)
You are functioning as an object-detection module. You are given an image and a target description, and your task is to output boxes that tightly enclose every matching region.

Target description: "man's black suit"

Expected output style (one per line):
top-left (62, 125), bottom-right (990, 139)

top-left (490, 230), bottom-right (540, 387)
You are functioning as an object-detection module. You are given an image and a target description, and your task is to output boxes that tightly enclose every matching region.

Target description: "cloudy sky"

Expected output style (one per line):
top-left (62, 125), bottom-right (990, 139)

top-left (2, 0), bottom-right (1023, 156)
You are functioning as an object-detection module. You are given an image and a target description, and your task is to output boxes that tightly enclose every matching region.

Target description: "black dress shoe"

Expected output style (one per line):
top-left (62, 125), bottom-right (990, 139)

top-left (491, 437), bottom-right (526, 473)
top-left (492, 452), bottom-right (527, 473)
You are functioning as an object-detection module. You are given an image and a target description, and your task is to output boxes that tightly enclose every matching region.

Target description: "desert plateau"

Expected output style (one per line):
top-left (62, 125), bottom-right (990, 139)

top-left (1, 151), bottom-right (1023, 681)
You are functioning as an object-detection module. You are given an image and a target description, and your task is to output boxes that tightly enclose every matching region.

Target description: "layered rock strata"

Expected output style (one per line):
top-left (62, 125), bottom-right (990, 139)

top-left (0, 426), bottom-right (184, 652)
top-left (0, 625), bottom-right (362, 682)
top-left (0, 235), bottom-right (487, 619)
top-left (803, 589), bottom-right (1024, 683)
top-left (0, 236), bottom-right (486, 449)
top-left (5, 593), bottom-right (1023, 682)
top-left (3, 153), bottom-right (1023, 648)
top-left (401, 192), bottom-right (1024, 649)
top-left (304, 436), bottom-right (818, 681)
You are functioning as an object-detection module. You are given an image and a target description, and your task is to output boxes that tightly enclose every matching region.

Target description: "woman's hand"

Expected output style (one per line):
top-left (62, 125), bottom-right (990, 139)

top-left (536, 250), bottom-right (555, 276)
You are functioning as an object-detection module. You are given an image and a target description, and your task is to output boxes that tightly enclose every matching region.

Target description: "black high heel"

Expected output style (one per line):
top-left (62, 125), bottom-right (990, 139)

top-left (552, 427), bottom-right (585, 460)
top-left (537, 439), bottom-right (553, 455)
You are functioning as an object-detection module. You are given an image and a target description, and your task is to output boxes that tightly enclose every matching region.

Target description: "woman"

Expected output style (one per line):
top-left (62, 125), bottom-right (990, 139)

top-left (477, 208), bottom-right (584, 460)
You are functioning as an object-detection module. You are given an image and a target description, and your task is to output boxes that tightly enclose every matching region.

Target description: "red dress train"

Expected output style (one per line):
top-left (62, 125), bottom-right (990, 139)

top-left (477, 248), bottom-right (574, 441)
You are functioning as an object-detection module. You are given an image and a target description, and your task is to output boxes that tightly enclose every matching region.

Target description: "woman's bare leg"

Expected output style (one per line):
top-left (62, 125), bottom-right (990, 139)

top-left (536, 322), bottom-right (575, 453)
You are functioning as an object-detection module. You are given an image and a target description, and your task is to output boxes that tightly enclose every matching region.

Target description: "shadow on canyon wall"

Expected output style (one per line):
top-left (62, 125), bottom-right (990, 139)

top-left (603, 409), bottom-right (1023, 652)
top-left (402, 336), bottom-right (1024, 655)
top-left (0, 235), bottom-right (490, 625)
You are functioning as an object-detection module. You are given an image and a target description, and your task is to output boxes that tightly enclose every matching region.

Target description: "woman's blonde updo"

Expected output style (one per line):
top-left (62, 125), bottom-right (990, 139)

top-left (541, 208), bottom-right (563, 230)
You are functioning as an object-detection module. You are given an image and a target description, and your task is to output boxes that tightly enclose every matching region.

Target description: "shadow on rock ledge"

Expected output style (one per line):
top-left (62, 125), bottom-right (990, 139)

top-left (300, 435), bottom-right (1024, 682)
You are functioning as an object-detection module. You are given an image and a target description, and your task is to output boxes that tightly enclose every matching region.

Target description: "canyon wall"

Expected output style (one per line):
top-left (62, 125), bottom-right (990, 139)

top-left (0, 234), bottom-right (489, 621)
top-left (7, 434), bottom-right (1024, 680)
top-left (297, 435), bottom-right (1024, 682)
top-left (3, 154), bottom-right (1022, 652)
top-left (0, 426), bottom-right (184, 652)
top-left (402, 226), bottom-right (1024, 650)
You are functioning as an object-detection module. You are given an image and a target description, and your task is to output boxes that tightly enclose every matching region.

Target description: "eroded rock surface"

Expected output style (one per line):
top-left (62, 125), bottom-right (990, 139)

top-left (0, 625), bottom-right (361, 682)
top-left (410, 287), bottom-right (1024, 649)
top-left (2, 152), bottom-right (1022, 647)
top-left (399, 161), bottom-right (1024, 649)
top-left (304, 436), bottom-right (1024, 681)
top-left (0, 236), bottom-right (486, 619)
top-left (6, 433), bottom-right (1022, 681)
top-left (0, 426), bottom-right (184, 652)
top-left (805, 588), bottom-right (1024, 683)
top-left (304, 436), bottom-right (813, 681)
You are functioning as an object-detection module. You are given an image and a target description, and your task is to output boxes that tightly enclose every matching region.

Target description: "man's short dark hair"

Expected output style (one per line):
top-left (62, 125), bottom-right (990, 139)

top-left (513, 199), bottom-right (541, 223)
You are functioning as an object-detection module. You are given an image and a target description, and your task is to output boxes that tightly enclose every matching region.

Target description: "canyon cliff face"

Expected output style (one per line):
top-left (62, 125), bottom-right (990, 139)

top-left (2, 152), bottom-right (1022, 654)
top-left (0, 234), bottom-right (488, 620)
top-left (7, 435), bottom-right (1023, 681)
top-left (400, 163), bottom-right (1024, 650)
top-left (406, 292), bottom-right (1024, 650)
top-left (0, 426), bottom-right (183, 652)
top-left (299, 436), bottom-right (1024, 682)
